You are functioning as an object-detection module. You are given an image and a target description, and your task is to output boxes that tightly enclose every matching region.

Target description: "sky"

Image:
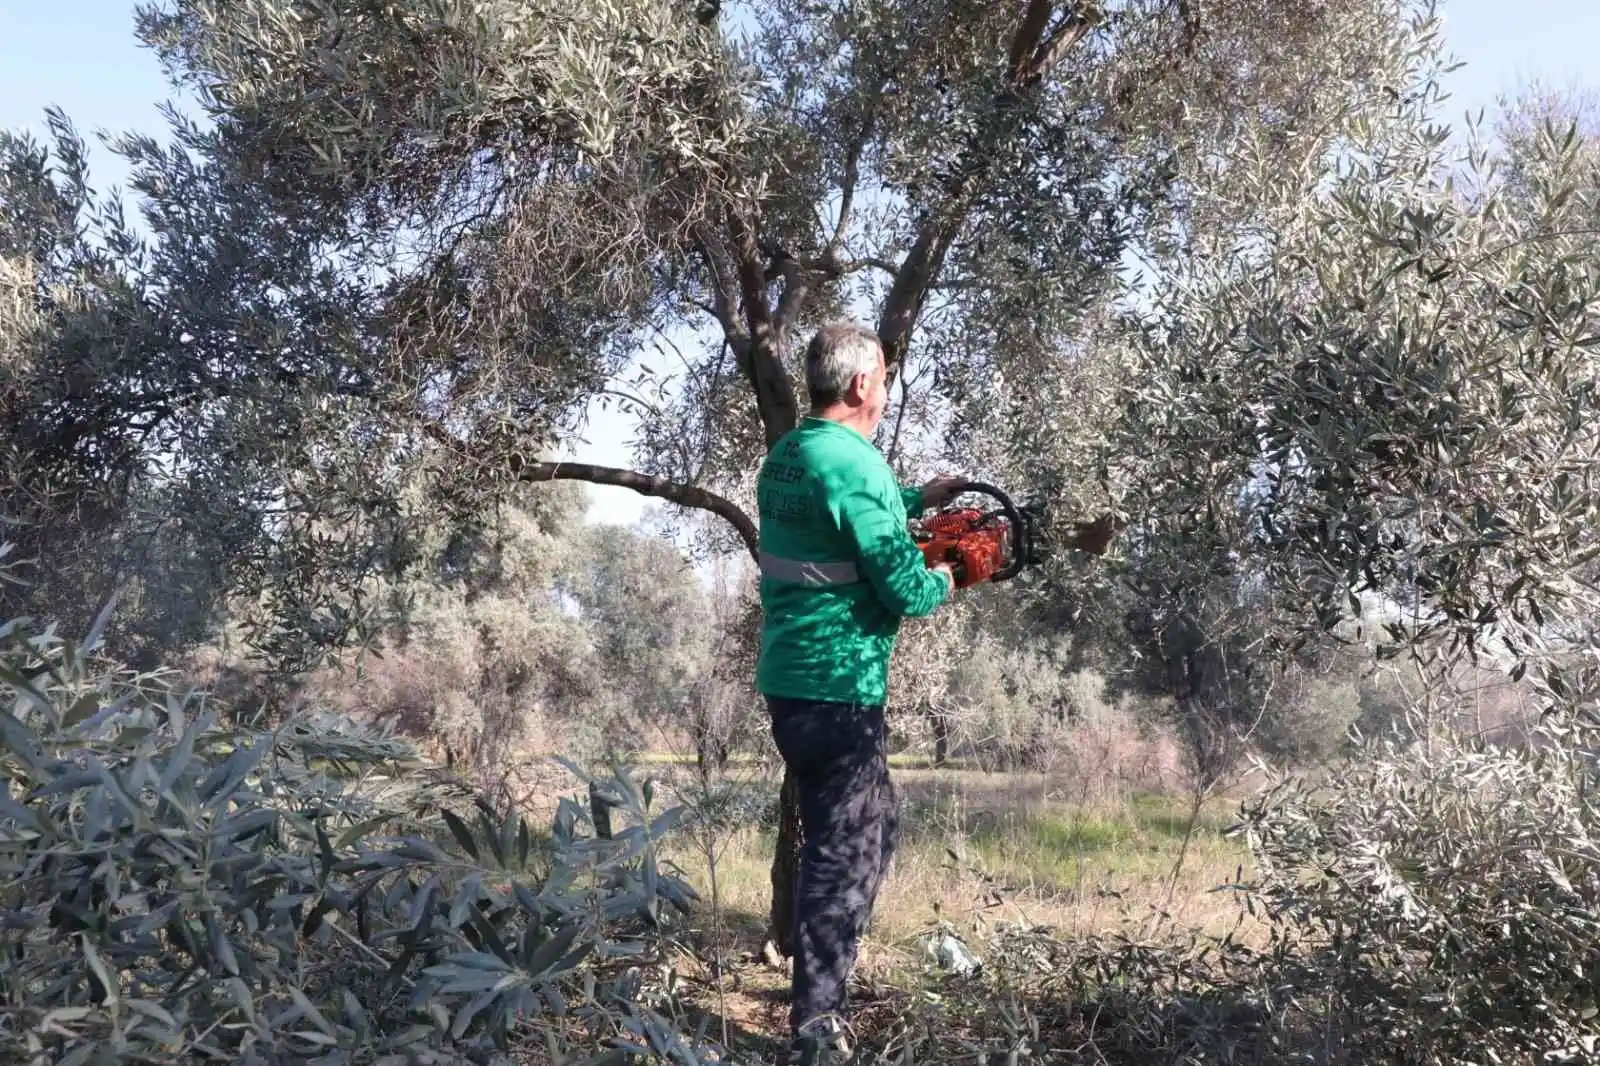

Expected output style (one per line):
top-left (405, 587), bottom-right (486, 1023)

top-left (3, 0), bottom-right (1597, 530)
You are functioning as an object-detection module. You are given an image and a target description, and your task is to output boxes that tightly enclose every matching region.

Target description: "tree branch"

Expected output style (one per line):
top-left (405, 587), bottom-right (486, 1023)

top-left (1031, 9), bottom-right (1096, 75)
top-left (798, 252), bottom-right (899, 277)
top-left (830, 110), bottom-right (877, 253)
top-left (772, 257), bottom-right (811, 349)
top-left (761, 239), bottom-right (901, 283)
top-left (696, 227), bottom-right (748, 347)
top-left (1006, 0), bottom-right (1057, 85)
top-left (515, 459), bottom-right (758, 559)
top-left (727, 208), bottom-right (799, 446)
top-left (877, 2), bottom-right (1096, 374)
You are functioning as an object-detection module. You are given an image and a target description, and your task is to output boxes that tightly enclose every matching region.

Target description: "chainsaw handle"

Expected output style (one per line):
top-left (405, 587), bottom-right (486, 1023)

top-left (929, 480), bottom-right (1030, 582)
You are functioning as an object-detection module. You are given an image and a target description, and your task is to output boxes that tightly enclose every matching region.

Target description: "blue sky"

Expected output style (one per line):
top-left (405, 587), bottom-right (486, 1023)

top-left (3, 0), bottom-right (1596, 527)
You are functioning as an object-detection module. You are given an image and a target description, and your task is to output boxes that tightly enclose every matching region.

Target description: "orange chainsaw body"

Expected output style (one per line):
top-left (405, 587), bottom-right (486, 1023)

top-left (911, 493), bottom-right (1026, 589)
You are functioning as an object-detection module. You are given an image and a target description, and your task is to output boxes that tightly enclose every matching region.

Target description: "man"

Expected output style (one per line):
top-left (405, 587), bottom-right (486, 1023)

top-left (755, 320), bottom-right (966, 1065)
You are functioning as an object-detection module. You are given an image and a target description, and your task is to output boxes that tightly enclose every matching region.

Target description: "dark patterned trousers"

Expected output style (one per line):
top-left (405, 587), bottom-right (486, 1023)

top-left (767, 695), bottom-right (900, 1035)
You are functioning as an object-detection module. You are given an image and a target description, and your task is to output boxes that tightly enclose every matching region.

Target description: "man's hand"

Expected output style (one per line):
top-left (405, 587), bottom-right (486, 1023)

top-left (933, 562), bottom-right (956, 591)
top-left (918, 476), bottom-right (966, 511)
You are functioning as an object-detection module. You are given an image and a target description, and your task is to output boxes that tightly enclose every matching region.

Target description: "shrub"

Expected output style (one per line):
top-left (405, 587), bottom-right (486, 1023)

top-left (941, 633), bottom-right (1076, 772)
top-left (0, 600), bottom-right (713, 1065)
top-left (1238, 720), bottom-right (1600, 1064)
top-left (867, 707), bottom-right (1600, 1065)
top-left (1252, 673), bottom-right (1364, 766)
top-left (333, 588), bottom-right (597, 778)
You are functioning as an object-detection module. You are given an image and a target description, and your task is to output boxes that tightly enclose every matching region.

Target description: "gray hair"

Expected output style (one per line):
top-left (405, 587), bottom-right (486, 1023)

top-left (805, 321), bottom-right (882, 408)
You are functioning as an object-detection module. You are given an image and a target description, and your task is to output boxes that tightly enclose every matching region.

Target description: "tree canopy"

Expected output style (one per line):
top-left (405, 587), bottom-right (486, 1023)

top-left (3, 1), bottom-right (1432, 660)
top-left (12, 0), bottom-right (1600, 960)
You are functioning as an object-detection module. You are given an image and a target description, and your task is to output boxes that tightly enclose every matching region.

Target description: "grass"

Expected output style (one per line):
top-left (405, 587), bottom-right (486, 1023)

top-left (658, 764), bottom-right (1256, 982)
top-left (949, 795), bottom-right (1238, 888)
top-left (627, 751), bottom-right (981, 770)
top-left (644, 762), bottom-right (1260, 1056)
top-left (517, 754), bottom-right (1268, 1059)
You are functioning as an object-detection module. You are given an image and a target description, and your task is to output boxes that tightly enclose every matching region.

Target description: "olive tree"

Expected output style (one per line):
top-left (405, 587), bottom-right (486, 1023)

top-left (329, 483), bottom-right (601, 786)
top-left (557, 523), bottom-right (718, 756)
top-left (4, 0), bottom-right (1441, 952)
top-left (973, 5), bottom-right (1600, 781)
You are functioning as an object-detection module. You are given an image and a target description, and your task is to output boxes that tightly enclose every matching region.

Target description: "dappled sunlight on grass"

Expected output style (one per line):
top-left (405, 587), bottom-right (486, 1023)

top-left (659, 766), bottom-right (1258, 981)
top-left (952, 796), bottom-right (1237, 884)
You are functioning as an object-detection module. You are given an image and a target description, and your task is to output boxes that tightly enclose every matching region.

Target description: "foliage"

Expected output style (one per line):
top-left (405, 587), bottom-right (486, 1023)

top-left (939, 627), bottom-right (1077, 772)
top-left (676, 557), bottom-right (766, 771)
top-left (558, 524), bottom-right (717, 757)
top-left (947, 4), bottom-right (1600, 790)
top-left (1248, 667), bottom-right (1364, 765)
top-left (0, 591), bottom-right (714, 1066)
top-left (0, 113), bottom-right (182, 650)
top-left (332, 485), bottom-right (600, 777)
top-left (1114, 36), bottom-right (1600, 693)
top-left (1236, 720), bottom-right (1600, 1064)
top-left (2, 0), bottom-right (1433, 670)
top-left (324, 492), bottom-right (762, 780)
top-left (851, 44), bottom-right (1600, 1056)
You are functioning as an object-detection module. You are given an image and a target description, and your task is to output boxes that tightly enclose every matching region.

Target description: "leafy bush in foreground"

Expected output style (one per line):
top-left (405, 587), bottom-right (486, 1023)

top-left (0, 602), bottom-right (710, 1066)
top-left (1238, 722), bottom-right (1600, 1065)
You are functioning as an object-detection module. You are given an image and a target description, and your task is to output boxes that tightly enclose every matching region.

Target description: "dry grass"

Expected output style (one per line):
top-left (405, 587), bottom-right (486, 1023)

top-left (633, 761), bottom-right (1263, 1056)
top-left (659, 765), bottom-right (1258, 980)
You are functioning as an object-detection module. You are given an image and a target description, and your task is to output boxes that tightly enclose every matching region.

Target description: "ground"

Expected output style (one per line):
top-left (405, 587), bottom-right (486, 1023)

top-left (580, 756), bottom-right (1258, 1062)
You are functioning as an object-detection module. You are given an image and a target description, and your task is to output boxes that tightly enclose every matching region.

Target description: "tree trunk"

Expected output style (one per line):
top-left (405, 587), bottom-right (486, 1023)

top-left (721, 283), bottom-right (808, 957)
top-left (932, 708), bottom-right (951, 767)
top-left (768, 767), bottom-right (803, 955)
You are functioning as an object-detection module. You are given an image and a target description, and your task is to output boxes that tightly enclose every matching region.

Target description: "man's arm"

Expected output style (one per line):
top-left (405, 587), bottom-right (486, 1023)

top-left (834, 472), bottom-right (952, 618)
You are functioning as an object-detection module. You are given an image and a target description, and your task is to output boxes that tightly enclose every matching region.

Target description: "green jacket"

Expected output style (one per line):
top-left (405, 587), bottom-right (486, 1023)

top-left (755, 416), bottom-right (950, 705)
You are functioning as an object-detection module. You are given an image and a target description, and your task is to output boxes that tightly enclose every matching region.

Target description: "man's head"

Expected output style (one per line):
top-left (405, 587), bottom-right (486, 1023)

top-left (806, 321), bottom-right (888, 436)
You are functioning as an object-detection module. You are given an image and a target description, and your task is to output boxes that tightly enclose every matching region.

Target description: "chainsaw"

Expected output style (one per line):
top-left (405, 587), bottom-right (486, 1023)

top-left (910, 481), bottom-right (1041, 590)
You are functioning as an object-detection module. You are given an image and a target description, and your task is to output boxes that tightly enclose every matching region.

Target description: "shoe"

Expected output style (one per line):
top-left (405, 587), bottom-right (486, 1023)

top-left (783, 1013), bottom-right (854, 1066)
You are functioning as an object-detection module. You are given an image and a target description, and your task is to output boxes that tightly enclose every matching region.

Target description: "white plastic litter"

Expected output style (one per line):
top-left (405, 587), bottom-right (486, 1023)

top-left (922, 930), bottom-right (981, 976)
